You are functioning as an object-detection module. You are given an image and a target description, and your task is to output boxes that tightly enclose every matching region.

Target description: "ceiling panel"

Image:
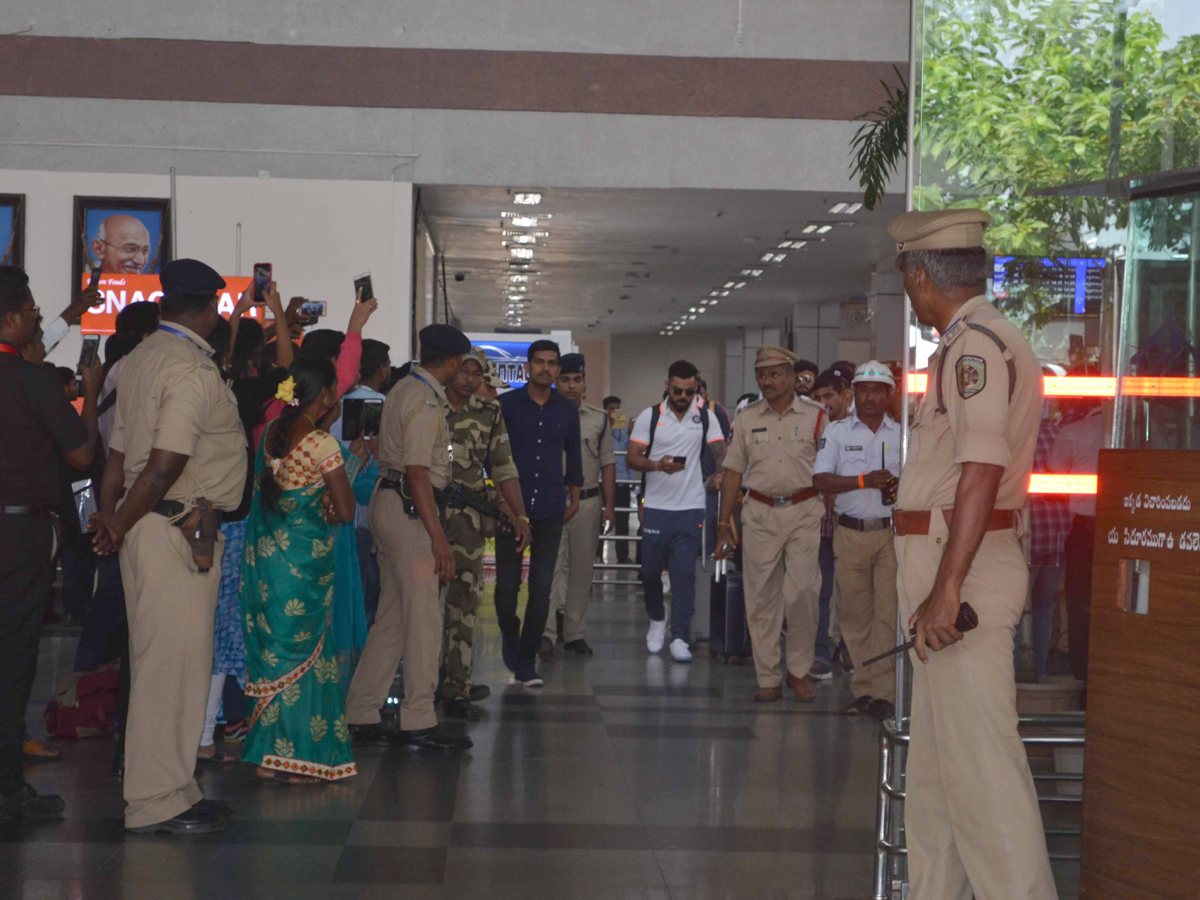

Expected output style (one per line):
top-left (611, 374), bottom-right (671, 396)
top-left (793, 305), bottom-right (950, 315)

top-left (419, 185), bottom-right (905, 335)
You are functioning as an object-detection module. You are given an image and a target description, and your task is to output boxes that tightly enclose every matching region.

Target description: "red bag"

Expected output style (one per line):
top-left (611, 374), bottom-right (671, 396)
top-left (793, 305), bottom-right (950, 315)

top-left (44, 670), bottom-right (119, 739)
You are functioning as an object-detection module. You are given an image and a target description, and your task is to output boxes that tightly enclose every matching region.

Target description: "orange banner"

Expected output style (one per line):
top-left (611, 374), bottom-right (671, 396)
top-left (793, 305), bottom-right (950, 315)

top-left (80, 274), bottom-right (259, 335)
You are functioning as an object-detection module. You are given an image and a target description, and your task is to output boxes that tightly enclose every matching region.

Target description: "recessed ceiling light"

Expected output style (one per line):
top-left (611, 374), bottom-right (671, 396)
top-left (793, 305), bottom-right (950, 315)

top-left (734, 282), bottom-right (746, 289)
top-left (802, 225), bottom-right (819, 234)
top-left (697, 307), bottom-right (707, 314)
top-left (507, 294), bottom-right (525, 301)
top-left (688, 314), bottom-right (697, 320)
top-left (513, 192), bottom-right (542, 205)
top-left (816, 225), bottom-right (833, 234)
top-left (723, 282), bottom-right (735, 289)
top-left (778, 241), bottom-right (795, 249)
top-left (509, 274), bottom-right (528, 283)
top-left (502, 213), bottom-right (552, 225)
top-left (509, 247), bottom-right (534, 259)
top-left (746, 269), bottom-right (764, 277)
top-left (709, 291), bottom-right (721, 297)
top-left (689, 307), bottom-right (699, 313)
top-left (761, 253), bottom-right (775, 262)
top-left (828, 203), bottom-right (849, 214)
top-left (708, 299), bottom-right (719, 306)
top-left (772, 254), bottom-right (787, 263)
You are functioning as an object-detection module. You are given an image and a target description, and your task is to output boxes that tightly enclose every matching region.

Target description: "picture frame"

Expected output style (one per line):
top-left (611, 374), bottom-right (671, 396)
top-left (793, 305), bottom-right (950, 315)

top-left (0, 194), bottom-right (25, 268)
top-left (72, 195), bottom-right (171, 291)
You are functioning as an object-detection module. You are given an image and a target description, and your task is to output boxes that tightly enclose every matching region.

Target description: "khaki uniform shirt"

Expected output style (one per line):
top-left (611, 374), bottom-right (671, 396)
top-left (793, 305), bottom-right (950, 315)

top-left (897, 294), bottom-right (1042, 512)
top-left (379, 365), bottom-right (452, 489)
top-left (576, 403), bottom-right (616, 491)
top-left (110, 324), bottom-right (247, 511)
top-left (723, 395), bottom-right (826, 496)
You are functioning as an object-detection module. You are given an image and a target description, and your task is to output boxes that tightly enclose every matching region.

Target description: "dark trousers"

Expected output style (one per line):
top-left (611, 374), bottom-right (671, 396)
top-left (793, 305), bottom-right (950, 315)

top-left (640, 507), bottom-right (705, 642)
top-left (814, 536), bottom-right (836, 666)
top-left (73, 555), bottom-right (126, 672)
top-left (0, 514), bottom-right (55, 796)
top-left (60, 539), bottom-right (95, 619)
top-left (1064, 515), bottom-right (1095, 681)
top-left (495, 515), bottom-right (564, 663)
top-left (356, 526), bottom-right (381, 627)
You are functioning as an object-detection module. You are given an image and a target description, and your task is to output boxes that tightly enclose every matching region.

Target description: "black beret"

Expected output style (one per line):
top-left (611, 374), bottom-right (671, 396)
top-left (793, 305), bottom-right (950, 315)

top-left (420, 323), bottom-right (471, 357)
top-left (559, 352), bottom-right (585, 374)
top-left (160, 258), bottom-right (226, 295)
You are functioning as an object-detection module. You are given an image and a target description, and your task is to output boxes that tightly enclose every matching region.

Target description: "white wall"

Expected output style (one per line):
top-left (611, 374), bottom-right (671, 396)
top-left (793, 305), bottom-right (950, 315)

top-left (609, 331), bottom-right (727, 421)
top-left (0, 169), bottom-right (413, 366)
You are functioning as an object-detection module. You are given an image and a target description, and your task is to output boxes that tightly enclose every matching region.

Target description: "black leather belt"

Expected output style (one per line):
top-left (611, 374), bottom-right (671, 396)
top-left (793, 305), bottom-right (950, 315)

top-left (579, 487), bottom-right (601, 501)
top-left (1, 503), bottom-right (49, 516)
top-left (153, 500), bottom-right (188, 519)
top-left (837, 513), bottom-right (892, 533)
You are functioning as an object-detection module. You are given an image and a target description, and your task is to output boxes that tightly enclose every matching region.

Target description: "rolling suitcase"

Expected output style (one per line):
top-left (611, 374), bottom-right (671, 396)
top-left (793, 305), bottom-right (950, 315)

top-left (709, 558), bottom-right (752, 664)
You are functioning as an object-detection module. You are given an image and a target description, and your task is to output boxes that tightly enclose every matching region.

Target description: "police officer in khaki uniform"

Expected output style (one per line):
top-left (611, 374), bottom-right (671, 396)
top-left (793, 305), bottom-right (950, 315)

top-left (890, 209), bottom-right (1056, 899)
top-left (716, 345), bottom-right (827, 702)
top-left (344, 324), bottom-right (474, 752)
top-left (541, 353), bottom-right (615, 658)
top-left (92, 259), bottom-right (247, 834)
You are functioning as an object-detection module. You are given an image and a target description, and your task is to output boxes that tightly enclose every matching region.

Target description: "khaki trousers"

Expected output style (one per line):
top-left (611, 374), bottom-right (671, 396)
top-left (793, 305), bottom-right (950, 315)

top-left (741, 497), bottom-right (823, 688)
top-left (345, 490), bottom-right (442, 732)
top-left (544, 495), bottom-right (603, 643)
top-left (895, 527), bottom-right (1057, 900)
top-left (119, 513), bottom-right (222, 828)
top-left (833, 526), bottom-right (898, 701)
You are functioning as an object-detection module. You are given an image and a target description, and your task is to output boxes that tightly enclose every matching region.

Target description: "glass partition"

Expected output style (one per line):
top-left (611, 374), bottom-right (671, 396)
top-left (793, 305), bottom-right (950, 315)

top-left (1115, 172), bottom-right (1200, 448)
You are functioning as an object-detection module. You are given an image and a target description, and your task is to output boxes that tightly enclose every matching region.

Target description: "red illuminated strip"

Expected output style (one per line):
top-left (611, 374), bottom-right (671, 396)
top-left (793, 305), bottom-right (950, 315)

top-left (1030, 473), bottom-right (1096, 494)
top-left (908, 374), bottom-right (1200, 399)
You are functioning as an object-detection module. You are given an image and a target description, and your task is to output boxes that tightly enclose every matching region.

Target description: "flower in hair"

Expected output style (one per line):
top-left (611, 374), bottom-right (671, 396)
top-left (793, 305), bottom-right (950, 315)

top-left (269, 458), bottom-right (283, 474)
top-left (275, 376), bottom-right (296, 404)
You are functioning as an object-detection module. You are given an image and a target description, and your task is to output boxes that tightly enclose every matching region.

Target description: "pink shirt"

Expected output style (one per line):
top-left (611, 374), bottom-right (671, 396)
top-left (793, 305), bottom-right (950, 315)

top-left (253, 332), bottom-right (362, 449)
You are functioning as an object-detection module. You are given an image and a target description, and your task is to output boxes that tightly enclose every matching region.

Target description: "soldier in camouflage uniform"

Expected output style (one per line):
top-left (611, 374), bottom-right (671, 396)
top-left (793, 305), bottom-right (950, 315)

top-left (442, 348), bottom-right (531, 720)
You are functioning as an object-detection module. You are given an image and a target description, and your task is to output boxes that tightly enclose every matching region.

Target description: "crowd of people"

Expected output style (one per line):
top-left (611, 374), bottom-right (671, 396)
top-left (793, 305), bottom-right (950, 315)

top-left (0, 207), bottom-right (1080, 895)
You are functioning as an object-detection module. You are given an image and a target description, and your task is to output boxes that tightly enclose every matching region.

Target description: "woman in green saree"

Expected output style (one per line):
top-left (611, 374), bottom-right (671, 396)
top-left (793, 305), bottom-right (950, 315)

top-left (241, 359), bottom-right (358, 784)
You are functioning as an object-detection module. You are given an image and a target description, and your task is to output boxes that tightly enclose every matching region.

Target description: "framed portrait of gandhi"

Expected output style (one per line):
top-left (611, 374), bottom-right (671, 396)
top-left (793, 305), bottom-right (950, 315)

top-left (0, 194), bottom-right (25, 268)
top-left (72, 196), bottom-right (172, 291)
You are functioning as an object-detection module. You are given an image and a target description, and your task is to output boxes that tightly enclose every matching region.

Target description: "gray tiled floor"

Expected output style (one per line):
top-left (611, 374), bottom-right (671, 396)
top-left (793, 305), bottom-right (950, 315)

top-left (5, 580), bottom-right (1080, 899)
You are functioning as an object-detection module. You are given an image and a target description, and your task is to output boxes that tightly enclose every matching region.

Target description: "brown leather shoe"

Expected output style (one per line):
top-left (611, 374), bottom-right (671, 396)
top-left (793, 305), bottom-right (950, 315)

top-left (754, 686), bottom-right (782, 703)
top-left (786, 671), bottom-right (817, 702)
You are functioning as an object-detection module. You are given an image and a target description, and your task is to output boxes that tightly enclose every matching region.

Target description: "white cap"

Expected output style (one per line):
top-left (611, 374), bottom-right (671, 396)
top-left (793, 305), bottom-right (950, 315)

top-left (853, 360), bottom-right (895, 388)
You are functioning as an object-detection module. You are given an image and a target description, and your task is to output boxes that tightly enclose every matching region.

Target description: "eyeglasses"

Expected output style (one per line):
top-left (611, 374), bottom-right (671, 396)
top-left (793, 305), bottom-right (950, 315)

top-left (100, 240), bottom-right (151, 257)
top-left (669, 387), bottom-right (698, 397)
top-left (18, 304), bottom-right (40, 318)
top-left (796, 373), bottom-right (815, 386)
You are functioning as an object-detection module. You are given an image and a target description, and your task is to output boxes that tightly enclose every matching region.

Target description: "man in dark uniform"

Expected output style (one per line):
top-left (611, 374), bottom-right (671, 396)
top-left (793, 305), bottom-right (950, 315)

top-left (0, 266), bottom-right (101, 819)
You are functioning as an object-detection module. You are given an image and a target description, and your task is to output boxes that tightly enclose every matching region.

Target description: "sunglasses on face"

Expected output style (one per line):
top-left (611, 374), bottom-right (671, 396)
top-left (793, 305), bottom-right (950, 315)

top-left (669, 387), bottom-right (698, 398)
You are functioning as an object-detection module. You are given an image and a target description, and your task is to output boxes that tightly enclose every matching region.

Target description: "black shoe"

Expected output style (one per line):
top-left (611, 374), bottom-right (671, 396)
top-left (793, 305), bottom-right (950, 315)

top-left (348, 723), bottom-right (394, 747)
top-left (0, 784), bottom-right (65, 820)
top-left (564, 639), bottom-right (594, 658)
top-left (845, 696), bottom-right (874, 716)
top-left (513, 661), bottom-right (544, 687)
top-left (392, 727), bottom-right (473, 752)
top-left (869, 699), bottom-right (896, 722)
top-left (501, 634), bottom-right (520, 673)
top-left (468, 684), bottom-right (491, 703)
top-left (538, 637), bottom-right (555, 662)
top-left (194, 798), bottom-right (233, 820)
top-left (443, 698), bottom-right (481, 721)
top-left (555, 611), bottom-right (565, 644)
top-left (126, 802), bottom-right (226, 834)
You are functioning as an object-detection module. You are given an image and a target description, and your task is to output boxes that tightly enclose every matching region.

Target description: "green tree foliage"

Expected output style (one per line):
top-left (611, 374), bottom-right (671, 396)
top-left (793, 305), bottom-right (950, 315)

top-left (914, 0), bottom-right (1200, 346)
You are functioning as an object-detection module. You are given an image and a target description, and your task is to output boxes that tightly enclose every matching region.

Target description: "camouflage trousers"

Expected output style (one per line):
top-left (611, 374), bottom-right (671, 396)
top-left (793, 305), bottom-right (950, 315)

top-left (442, 511), bottom-right (486, 702)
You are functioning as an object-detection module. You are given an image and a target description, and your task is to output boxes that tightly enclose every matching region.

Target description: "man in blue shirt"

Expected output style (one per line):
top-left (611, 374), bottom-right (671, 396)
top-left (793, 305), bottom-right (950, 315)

top-left (496, 340), bottom-right (583, 686)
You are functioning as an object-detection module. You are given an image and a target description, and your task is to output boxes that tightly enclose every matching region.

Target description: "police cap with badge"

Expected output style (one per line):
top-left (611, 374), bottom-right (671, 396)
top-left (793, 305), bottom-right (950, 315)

top-left (420, 323), bottom-right (471, 358)
top-left (160, 258), bottom-right (227, 295)
top-left (559, 353), bottom-right (585, 375)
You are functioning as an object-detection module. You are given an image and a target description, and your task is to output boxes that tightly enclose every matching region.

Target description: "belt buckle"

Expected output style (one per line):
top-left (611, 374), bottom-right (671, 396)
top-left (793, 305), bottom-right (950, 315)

top-left (772, 495), bottom-right (789, 508)
top-left (890, 514), bottom-right (899, 536)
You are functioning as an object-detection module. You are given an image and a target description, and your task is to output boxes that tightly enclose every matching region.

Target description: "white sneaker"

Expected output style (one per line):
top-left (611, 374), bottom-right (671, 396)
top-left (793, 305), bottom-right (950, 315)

top-left (646, 619), bottom-right (666, 654)
top-left (669, 639), bottom-right (693, 663)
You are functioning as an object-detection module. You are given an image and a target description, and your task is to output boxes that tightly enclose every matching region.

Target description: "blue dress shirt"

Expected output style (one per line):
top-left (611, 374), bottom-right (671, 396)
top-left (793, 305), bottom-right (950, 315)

top-left (499, 386), bottom-right (584, 521)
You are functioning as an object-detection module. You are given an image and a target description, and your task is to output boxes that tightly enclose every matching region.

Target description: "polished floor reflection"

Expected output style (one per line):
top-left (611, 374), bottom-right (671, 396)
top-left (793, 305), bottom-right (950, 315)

top-left (5, 580), bottom-right (1080, 899)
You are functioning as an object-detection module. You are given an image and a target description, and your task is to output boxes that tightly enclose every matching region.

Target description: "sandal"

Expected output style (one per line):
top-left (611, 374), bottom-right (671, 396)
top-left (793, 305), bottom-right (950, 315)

top-left (22, 736), bottom-right (61, 762)
top-left (197, 744), bottom-right (238, 764)
top-left (255, 766), bottom-right (321, 786)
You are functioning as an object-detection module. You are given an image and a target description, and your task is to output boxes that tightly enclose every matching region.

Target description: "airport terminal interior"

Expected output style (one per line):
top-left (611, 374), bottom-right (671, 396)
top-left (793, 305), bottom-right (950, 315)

top-left (3, 0), bottom-right (1200, 897)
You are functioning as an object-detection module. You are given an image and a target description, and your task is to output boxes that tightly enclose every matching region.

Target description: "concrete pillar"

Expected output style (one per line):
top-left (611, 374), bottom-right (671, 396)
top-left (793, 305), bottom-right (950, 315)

top-left (870, 271), bottom-right (906, 363)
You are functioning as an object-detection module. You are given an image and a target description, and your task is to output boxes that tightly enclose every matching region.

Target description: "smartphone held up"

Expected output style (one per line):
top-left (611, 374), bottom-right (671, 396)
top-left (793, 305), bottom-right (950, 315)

top-left (252, 262), bottom-right (272, 304)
